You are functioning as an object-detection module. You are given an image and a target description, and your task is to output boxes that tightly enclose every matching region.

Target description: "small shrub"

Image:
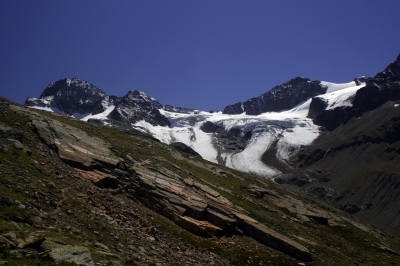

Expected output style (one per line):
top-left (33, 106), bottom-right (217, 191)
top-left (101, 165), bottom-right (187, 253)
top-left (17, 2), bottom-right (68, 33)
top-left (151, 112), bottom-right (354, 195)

top-left (0, 244), bottom-right (10, 258)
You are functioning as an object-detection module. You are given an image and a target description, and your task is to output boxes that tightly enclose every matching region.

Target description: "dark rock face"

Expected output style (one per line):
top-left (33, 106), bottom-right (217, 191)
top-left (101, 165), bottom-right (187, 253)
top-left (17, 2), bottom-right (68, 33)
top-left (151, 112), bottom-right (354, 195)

top-left (170, 142), bottom-right (201, 157)
top-left (273, 173), bottom-right (311, 187)
top-left (200, 121), bottom-right (222, 133)
top-left (307, 97), bottom-right (328, 119)
top-left (223, 77), bottom-right (326, 115)
top-left (164, 105), bottom-right (201, 114)
top-left (312, 107), bottom-right (361, 131)
top-left (352, 82), bottom-right (400, 114)
top-left (340, 203), bottom-right (361, 214)
top-left (353, 76), bottom-right (371, 85)
top-left (200, 121), bottom-right (252, 153)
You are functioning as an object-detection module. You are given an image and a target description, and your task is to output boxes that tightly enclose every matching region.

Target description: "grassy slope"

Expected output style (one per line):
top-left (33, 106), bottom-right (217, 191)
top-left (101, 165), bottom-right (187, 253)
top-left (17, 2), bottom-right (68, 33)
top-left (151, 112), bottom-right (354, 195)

top-left (0, 98), bottom-right (400, 265)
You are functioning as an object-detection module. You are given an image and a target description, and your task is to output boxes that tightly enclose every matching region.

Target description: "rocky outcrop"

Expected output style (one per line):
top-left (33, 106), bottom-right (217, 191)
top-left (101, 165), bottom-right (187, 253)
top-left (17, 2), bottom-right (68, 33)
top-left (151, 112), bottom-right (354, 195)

top-left (170, 142), bottom-right (201, 157)
top-left (30, 119), bottom-right (120, 171)
top-left (200, 121), bottom-right (252, 153)
top-left (38, 239), bottom-right (94, 266)
top-left (164, 105), bottom-right (201, 114)
top-left (223, 77), bottom-right (326, 115)
top-left (233, 212), bottom-right (311, 261)
top-left (10, 104), bottom-right (120, 171)
top-left (307, 97), bottom-right (328, 119)
top-left (125, 167), bottom-right (312, 261)
top-left (0, 123), bottom-right (24, 142)
top-left (353, 76), bottom-right (371, 85)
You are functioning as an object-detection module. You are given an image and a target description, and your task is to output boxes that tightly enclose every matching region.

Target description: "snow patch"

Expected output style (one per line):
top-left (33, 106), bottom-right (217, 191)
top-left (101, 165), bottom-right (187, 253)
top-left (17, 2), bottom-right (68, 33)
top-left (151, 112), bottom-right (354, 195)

top-left (81, 105), bottom-right (116, 121)
top-left (316, 83), bottom-right (365, 110)
top-left (29, 106), bottom-right (67, 115)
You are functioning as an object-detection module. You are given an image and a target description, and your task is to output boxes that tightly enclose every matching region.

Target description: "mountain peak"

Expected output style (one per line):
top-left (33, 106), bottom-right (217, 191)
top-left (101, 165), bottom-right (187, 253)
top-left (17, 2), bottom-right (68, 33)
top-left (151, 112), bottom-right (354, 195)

top-left (40, 78), bottom-right (102, 98)
top-left (223, 77), bottom-right (325, 115)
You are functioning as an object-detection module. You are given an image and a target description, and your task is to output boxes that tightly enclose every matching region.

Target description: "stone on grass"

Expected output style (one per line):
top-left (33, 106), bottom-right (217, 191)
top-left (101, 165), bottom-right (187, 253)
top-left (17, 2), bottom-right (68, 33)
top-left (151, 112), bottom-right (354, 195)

top-left (46, 245), bottom-right (94, 266)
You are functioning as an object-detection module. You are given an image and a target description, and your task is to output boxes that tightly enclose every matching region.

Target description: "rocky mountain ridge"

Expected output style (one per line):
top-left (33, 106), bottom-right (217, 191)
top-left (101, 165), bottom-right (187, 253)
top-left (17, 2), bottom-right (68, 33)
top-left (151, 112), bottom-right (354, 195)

top-left (223, 77), bottom-right (326, 115)
top-left (25, 78), bottom-right (171, 128)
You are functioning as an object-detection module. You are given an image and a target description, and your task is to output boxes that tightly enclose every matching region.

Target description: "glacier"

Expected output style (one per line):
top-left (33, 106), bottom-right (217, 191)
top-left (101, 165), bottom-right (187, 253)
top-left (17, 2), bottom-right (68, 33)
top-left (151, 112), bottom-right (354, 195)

top-left (27, 80), bottom-right (366, 178)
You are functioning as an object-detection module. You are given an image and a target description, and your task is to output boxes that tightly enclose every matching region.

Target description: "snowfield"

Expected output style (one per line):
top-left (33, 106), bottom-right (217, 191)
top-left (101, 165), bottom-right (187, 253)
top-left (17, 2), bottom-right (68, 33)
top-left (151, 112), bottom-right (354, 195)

top-left (133, 98), bottom-right (319, 178)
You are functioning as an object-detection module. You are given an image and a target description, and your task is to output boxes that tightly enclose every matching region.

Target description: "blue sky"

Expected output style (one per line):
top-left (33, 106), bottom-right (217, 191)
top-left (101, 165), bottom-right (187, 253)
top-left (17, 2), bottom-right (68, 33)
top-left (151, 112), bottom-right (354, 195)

top-left (1, 0), bottom-right (399, 111)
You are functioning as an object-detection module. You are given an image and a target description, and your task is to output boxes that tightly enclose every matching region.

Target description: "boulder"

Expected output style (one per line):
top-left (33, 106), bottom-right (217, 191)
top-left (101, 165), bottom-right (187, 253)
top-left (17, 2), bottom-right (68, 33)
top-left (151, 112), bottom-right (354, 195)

top-left (94, 242), bottom-right (110, 252)
top-left (46, 245), bottom-right (94, 266)
top-left (29, 117), bottom-right (120, 170)
top-left (0, 123), bottom-right (23, 141)
top-left (0, 235), bottom-right (16, 249)
top-left (38, 238), bottom-right (66, 252)
top-left (7, 139), bottom-right (24, 150)
top-left (233, 212), bottom-right (312, 262)
top-left (0, 197), bottom-right (13, 206)
top-left (175, 215), bottom-right (223, 237)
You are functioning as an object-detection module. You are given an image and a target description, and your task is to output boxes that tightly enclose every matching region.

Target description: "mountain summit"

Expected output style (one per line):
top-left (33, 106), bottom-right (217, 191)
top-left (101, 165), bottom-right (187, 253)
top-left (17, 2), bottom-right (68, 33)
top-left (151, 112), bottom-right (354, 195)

top-left (26, 78), bottom-right (108, 115)
top-left (223, 77), bottom-right (327, 115)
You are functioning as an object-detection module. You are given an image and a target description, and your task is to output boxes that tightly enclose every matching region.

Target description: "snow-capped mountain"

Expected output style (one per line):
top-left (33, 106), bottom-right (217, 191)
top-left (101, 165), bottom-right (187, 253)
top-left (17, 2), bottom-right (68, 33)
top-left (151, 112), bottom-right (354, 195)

top-left (25, 76), bottom-right (368, 178)
top-left (25, 78), bottom-right (171, 127)
top-left (25, 78), bottom-right (108, 115)
top-left (223, 77), bottom-right (327, 115)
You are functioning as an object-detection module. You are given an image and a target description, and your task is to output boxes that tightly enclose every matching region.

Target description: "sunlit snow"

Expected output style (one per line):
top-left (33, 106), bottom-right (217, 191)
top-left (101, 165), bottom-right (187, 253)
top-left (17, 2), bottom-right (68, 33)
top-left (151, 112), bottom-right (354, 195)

top-left (132, 98), bottom-right (320, 178)
top-left (81, 105), bottom-right (115, 121)
top-left (316, 83), bottom-right (365, 110)
top-left (320, 81), bottom-right (357, 93)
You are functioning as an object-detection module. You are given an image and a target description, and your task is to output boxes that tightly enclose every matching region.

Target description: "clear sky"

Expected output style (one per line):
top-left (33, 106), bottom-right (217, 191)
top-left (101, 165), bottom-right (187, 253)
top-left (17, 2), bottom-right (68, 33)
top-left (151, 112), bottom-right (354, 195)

top-left (1, 0), bottom-right (399, 111)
